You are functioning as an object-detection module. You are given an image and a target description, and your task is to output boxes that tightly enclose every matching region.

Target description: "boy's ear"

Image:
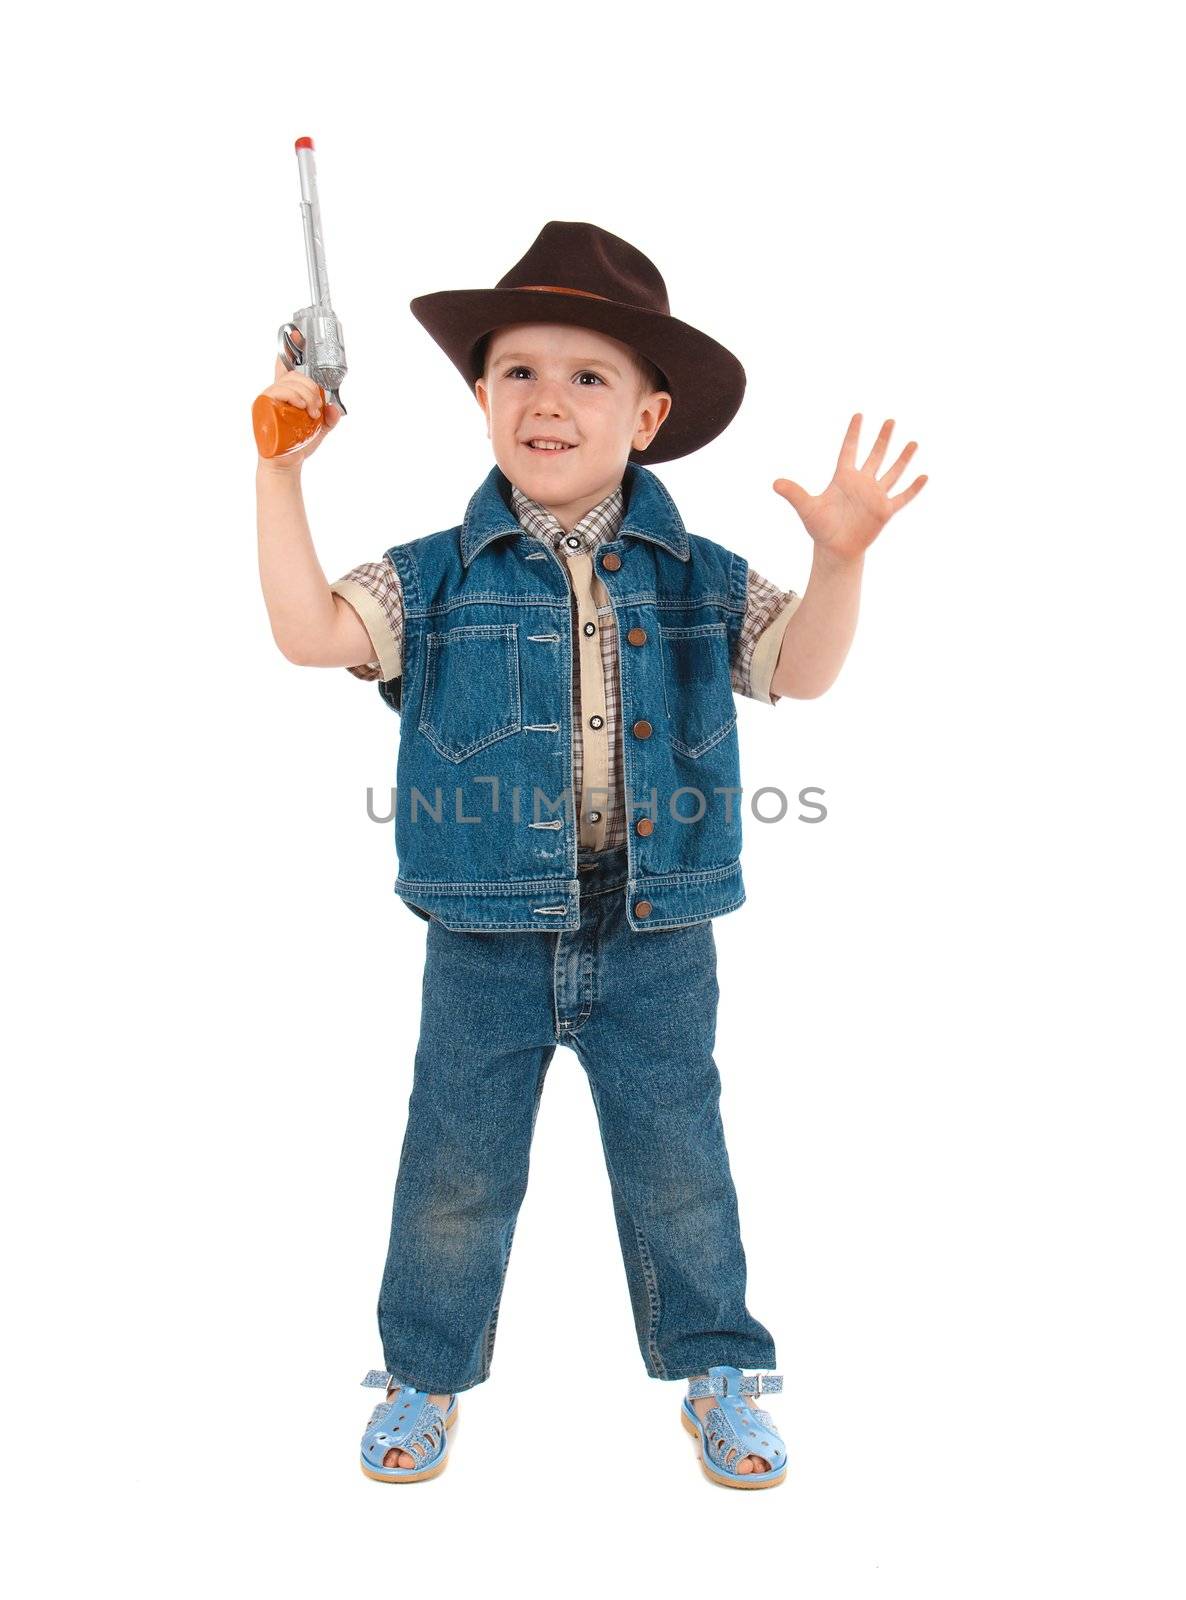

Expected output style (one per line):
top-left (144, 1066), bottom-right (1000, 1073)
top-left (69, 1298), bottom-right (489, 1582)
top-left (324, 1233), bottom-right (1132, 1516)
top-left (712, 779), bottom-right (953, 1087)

top-left (635, 390), bottom-right (673, 450)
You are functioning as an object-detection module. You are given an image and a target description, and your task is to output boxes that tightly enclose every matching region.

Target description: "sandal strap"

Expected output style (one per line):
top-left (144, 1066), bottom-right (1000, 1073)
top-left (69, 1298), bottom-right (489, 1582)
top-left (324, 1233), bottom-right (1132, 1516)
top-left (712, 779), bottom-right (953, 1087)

top-left (687, 1367), bottom-right (784, 1399)
top-left (361, 1369), bottom-right (395, 1388)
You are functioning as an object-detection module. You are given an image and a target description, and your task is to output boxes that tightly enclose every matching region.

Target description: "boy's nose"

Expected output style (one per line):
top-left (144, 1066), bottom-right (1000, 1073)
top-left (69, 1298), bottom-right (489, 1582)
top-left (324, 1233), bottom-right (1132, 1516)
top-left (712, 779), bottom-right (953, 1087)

top-left (530, 375), bottom-right (568, 405)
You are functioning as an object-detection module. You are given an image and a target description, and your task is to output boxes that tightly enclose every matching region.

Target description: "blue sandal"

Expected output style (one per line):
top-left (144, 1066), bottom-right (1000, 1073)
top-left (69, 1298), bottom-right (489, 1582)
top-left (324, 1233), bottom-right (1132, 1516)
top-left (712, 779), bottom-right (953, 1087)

top-left (359, 1369), bottom-right (458, 1483)
top-left (681, 1365), bottom-right (788, 1489)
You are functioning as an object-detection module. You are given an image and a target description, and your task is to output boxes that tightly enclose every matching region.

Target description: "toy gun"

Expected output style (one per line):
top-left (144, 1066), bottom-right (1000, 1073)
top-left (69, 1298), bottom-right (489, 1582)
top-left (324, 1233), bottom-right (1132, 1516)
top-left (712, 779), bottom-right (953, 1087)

top-left (252, 136), bottom-right (348, 458)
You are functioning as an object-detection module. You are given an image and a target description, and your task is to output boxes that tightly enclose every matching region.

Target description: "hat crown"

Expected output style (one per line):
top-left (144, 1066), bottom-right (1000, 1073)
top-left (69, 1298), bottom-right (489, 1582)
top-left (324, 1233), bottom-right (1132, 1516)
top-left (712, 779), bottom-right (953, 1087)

top-left (495, 221), bottom-right (670, 317)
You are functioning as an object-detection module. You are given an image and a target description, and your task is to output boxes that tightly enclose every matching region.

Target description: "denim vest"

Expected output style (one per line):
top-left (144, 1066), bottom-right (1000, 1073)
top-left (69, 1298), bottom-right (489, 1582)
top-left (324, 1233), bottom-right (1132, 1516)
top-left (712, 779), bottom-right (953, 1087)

top-left (377, 461), bottom-right (749, 933)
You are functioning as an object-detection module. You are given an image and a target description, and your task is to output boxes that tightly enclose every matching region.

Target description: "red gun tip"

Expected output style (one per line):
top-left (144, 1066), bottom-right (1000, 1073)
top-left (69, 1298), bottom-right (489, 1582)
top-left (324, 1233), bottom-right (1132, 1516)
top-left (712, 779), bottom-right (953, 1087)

top-left (294, 136), bottom-right (315, 151)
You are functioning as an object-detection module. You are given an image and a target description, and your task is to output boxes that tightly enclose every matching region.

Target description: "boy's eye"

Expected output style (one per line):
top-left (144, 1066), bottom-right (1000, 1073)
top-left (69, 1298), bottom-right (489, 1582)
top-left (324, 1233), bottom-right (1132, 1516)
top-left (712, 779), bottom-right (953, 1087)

top-left (504, 366), bottom-right (605, 385)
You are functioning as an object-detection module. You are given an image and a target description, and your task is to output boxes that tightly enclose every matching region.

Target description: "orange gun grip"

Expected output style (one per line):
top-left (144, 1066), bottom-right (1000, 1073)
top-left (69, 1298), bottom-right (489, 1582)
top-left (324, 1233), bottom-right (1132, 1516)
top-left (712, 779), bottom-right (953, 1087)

top-left (253, 389), bottom-right (326, 459)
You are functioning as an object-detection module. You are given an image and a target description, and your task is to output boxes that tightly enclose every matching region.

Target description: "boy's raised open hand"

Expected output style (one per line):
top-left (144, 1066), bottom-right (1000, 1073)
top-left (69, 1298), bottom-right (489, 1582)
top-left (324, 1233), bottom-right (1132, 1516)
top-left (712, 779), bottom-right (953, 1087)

top-left (256, 354), bottom-right (343, 472)
top-left (772, 414), bottom-right (927, 562)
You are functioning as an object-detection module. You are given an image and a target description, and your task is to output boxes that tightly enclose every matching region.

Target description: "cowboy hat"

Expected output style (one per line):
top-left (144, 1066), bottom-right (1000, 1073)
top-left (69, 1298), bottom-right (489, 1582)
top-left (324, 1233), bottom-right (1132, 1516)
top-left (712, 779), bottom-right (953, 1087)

top-left (409, 220), bottom-right (746, 465)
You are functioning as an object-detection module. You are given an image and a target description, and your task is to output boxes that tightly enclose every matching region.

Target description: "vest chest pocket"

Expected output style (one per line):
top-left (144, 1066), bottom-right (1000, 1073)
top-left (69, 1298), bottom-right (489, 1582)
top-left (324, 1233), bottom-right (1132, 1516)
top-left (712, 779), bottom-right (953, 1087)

top-left (418, 623), bottom-right (522, 762)
top-left (659, 622), bottom-right (737, 758)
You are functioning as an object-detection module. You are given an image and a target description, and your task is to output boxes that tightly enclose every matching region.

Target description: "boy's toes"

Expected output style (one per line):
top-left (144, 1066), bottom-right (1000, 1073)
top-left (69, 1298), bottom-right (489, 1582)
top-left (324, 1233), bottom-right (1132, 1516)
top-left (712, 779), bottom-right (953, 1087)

top-left (383, 1446), bottom-right (416, 1469)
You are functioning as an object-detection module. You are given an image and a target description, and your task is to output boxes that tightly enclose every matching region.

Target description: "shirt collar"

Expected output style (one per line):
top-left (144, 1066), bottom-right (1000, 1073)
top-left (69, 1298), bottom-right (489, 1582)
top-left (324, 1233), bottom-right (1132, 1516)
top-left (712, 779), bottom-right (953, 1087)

top-left (459, 462), bottom-right (691, 566)
top-left (510, 482), bottom-right (625, 553)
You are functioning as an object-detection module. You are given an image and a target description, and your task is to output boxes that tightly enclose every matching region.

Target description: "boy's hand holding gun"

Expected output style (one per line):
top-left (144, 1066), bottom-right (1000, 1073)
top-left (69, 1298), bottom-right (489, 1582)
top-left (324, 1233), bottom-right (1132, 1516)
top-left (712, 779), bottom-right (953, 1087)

top-left (257, 353), bottom-right (343, 477)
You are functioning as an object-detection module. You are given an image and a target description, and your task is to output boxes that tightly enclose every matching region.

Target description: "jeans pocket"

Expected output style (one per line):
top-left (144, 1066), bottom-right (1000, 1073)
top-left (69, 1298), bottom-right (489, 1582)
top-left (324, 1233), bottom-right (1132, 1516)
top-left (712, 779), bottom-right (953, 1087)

top-left (659, 622), bottom-right (737, 757)
top-left (418, 622), bottom-right (522, 762)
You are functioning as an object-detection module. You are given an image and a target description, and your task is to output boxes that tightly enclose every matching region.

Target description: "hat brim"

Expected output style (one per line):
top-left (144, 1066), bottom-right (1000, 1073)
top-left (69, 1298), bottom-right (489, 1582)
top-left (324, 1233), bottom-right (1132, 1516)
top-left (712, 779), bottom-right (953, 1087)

top-left (409, 287), bottom-right (745, 465)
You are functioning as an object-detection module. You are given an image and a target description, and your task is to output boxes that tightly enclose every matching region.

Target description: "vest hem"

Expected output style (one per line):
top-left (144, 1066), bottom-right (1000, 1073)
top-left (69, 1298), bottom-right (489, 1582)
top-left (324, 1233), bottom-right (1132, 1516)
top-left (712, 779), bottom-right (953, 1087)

top-left (395, 861), bottom-right (746, 933)
top-left (624, 860), bottom-right (746, 931)
top-left (625, 892), bottom-right (746, 932)
top-left (396, 876), bottom-right (582, 933)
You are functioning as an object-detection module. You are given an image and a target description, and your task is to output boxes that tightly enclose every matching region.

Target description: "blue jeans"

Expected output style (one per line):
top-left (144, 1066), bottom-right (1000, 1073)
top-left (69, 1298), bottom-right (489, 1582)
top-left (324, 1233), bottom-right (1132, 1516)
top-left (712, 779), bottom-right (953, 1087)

top-left (377, 843), bottom-right (776, 1392)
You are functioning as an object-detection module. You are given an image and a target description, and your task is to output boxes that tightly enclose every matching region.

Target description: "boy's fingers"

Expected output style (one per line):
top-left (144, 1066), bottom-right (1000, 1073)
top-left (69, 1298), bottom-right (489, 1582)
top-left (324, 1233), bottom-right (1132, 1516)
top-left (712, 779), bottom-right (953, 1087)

top-left (264, 385), bottom-right (311, 409)
top-left (264, 355), bottom-right (334, 421)
top-left (265, 379), bottom-right (324, 411)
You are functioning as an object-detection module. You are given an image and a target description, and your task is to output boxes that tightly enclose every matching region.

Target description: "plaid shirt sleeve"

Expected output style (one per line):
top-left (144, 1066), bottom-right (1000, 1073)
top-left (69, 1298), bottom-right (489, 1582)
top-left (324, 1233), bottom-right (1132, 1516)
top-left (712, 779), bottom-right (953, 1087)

top-left (329, 558), bottom-right (404, 682)
top-left (732, 566), bottom-right (801, 705)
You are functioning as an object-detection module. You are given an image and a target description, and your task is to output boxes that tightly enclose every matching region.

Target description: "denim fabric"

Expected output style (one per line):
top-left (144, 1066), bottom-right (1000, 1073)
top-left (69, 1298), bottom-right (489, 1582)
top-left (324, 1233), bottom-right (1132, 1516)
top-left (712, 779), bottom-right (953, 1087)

top-left (376, 843), bottom-right (777, 1392)
top-left (376, 462), bottom-right (750, 933)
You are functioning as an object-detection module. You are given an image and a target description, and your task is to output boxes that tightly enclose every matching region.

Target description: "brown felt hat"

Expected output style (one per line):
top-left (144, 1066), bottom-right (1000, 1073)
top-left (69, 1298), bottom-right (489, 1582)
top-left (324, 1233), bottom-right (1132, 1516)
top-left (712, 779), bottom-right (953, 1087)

top-left (409, 220), bottom-right (746, 465)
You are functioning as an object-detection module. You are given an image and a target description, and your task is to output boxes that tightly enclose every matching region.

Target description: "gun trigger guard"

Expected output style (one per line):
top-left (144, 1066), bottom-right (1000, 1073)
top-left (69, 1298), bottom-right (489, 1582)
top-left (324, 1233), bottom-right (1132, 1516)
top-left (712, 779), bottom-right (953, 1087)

top-left (278, 322), bottom-right (305, 371)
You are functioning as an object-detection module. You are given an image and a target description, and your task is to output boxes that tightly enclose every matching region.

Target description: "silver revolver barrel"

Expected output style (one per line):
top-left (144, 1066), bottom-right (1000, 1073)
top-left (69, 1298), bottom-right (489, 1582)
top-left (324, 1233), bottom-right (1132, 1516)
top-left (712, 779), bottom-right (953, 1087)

top-left (278, 136), bottom-right (347, 414)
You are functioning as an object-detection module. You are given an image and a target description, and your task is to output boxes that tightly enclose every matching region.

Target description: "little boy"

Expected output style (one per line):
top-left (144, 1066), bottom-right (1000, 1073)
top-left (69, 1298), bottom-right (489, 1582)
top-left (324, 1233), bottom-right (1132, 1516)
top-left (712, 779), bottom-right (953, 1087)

top-left (254, 220), bottom-right (926, 1489)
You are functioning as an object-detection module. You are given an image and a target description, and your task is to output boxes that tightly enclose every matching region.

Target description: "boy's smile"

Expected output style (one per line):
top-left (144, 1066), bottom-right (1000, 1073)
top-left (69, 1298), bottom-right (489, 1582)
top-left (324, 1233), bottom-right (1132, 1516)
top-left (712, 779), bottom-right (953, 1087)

top-left (474, 322), bottom-right (671, 533)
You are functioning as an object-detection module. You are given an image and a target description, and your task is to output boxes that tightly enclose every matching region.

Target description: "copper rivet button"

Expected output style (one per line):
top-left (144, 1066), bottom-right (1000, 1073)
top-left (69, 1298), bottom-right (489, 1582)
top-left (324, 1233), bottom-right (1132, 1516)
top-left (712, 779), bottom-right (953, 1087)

top-left (634, 900), bottom-right (653, 918)
top-left (589, 715), bottom-right (604, 730)
top-left (632, 719), bottom-right (652, 739)
top-left (583, 621), bottom-right (596, 636)
top-left (635, 818), bottom-right (654, 837)
top-left (626, 627), bottom-right (647, 646)
top-left (601, 552), bottom-right (622, 571)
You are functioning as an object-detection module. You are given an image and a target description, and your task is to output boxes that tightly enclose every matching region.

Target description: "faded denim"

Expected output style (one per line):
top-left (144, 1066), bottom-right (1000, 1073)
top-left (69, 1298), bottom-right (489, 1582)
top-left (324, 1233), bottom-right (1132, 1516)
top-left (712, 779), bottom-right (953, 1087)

top-left (375, 462), bottom-right (750, 932)
top-left (377, 843), bottom-right (777, 1392)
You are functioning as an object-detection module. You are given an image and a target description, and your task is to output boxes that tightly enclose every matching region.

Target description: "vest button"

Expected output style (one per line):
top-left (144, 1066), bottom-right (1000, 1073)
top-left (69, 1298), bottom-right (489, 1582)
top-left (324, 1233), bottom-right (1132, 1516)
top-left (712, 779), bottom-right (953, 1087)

top-left (583, 621), bottom-right (596, 636)
top-left (626, 627), bottom-right (647, 646)
top-left (635, 818), bottom-right (654, 837)
top-left (632, 719), bottom-right (652, 739)
top-left (601, 552), bottom-right (622, 572)
top-left (634, 900), bottom-right (653, 918)
top-left (589, 715), bottom-right (604, 730)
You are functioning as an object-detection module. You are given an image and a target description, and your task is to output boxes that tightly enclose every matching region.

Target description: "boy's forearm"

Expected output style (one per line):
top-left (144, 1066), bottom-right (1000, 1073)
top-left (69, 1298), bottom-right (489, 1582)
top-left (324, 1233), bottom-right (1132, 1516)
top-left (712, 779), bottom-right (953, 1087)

top-left (255, 463), bottom-right (342, 662)
top-left (769, 546), bottom-right (865, 699)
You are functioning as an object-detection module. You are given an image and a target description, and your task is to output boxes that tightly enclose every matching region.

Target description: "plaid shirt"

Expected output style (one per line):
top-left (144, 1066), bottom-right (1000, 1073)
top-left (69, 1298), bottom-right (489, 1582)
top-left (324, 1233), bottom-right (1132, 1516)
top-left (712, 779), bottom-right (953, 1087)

top-left (330, 482), bottom-right (800, 851)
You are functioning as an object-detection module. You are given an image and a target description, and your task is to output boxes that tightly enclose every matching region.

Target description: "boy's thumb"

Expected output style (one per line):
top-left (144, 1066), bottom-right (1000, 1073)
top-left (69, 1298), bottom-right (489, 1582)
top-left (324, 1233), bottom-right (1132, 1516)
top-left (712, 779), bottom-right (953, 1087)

top-left (773, 477), bottom-right (809, 512)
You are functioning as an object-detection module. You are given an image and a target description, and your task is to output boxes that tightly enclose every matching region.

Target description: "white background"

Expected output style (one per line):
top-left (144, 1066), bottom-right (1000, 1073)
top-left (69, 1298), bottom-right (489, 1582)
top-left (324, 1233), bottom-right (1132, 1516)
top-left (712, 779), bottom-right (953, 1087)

top-left (4, 2), bottom-right (1183, 1594)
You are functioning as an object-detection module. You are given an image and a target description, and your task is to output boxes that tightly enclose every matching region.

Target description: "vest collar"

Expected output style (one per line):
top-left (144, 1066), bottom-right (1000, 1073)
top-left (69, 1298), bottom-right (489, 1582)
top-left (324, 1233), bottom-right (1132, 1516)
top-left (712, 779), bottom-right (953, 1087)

top-left (460, 461), bottom-right (691, 566)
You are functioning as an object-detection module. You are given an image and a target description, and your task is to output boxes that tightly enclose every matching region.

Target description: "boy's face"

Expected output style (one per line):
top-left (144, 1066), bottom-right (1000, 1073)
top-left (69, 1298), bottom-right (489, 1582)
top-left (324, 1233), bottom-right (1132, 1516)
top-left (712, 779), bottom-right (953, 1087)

top-left (474, 322), bottom-right (671, 532)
